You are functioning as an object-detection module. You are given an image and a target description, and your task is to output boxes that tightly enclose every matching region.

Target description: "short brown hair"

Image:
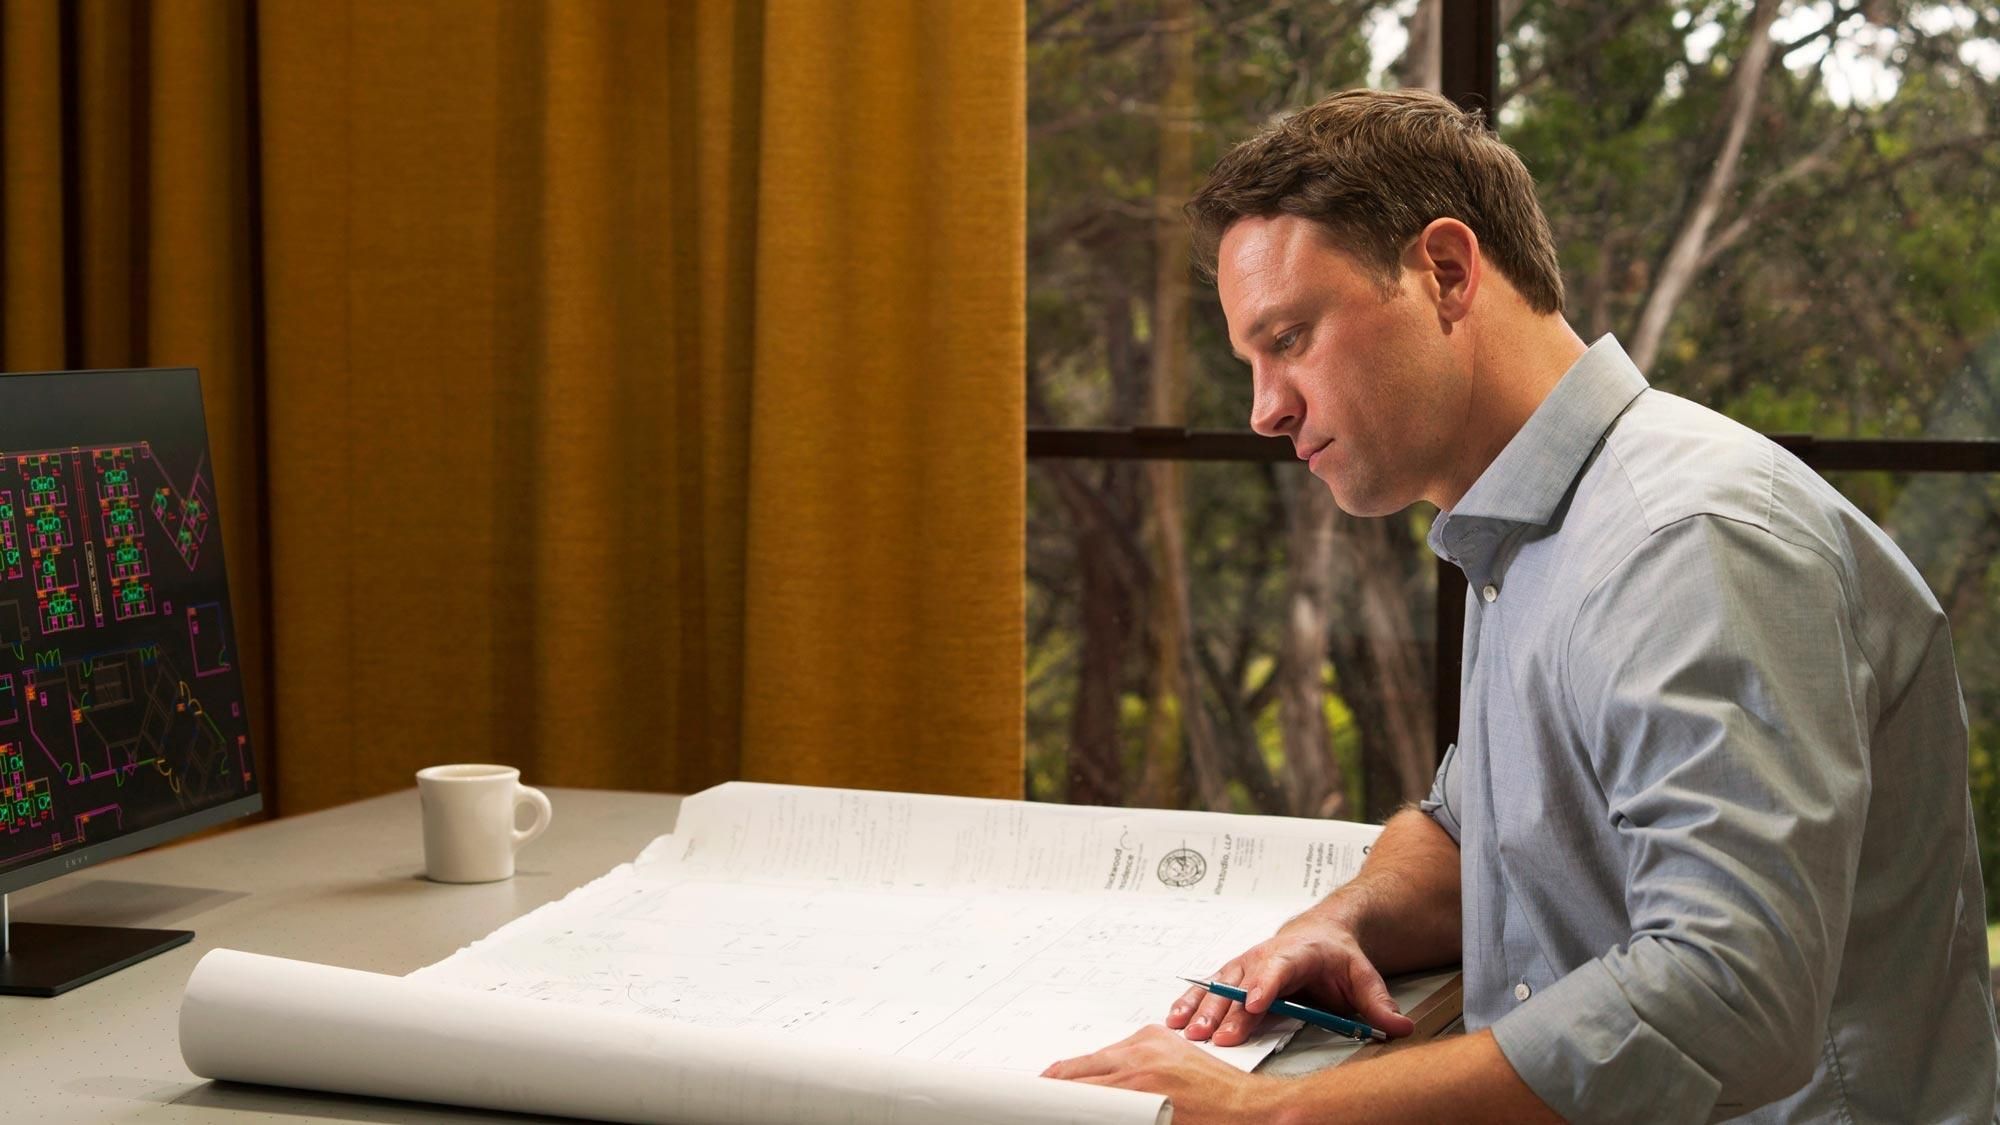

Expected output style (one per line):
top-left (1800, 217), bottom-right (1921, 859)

top-left (1186, 88), bottom-right (1565, 315)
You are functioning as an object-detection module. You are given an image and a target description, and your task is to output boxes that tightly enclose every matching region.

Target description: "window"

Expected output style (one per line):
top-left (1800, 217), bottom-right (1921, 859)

top-left (1025, 0), bottom-right (2000, 945)
top-left (1028, 1), bottom-right (1441, 819)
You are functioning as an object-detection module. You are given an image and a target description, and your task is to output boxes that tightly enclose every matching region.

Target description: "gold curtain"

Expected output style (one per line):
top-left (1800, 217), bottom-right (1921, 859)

top-left (0, 0), bottom-right (1025, 815)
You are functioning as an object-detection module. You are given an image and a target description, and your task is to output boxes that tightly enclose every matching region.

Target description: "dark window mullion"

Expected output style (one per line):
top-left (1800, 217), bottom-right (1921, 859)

top-left (1435, 0), bottom-right (1500, 769)
top-left (1027, 427), bottom-right (2000, 472)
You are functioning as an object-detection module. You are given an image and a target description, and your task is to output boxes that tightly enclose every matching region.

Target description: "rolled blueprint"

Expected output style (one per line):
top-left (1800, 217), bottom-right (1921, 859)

top-left (180, 948), bottom-right (1171, 1125)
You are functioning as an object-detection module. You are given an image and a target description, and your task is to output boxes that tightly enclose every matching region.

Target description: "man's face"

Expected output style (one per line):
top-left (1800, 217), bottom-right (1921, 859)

top-left (1217, 214), bottom-right (1465, 517)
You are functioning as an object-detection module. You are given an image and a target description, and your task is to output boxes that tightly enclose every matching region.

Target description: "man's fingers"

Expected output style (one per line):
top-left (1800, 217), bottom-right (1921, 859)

top-left (1170, 956), bottom-right (1247, 1027)
top-left (1165, 982), bottom-right (1210, 1029)
top-left (1061, 1073), bottom-right (1128, 1088)
top-left (1044, 1027), bottom-right (1175, 1080)
top-left (1349, 961), bottom-right (1417, 1038)
top-left (1210, 1007), bottom-right (1270, 1047)
top-left (1041, 1039), bottom-right (1127, 1080)
top-left (1177, 958), bottom-right (1254, 1040)
top-left (1205, 953), bottom-right (1299, 1046)
top-left (1181, 992), bottom-right (1241, 1041)
top-left (1239, 952), bottom-right (1298, 1014)
top-left (1040, 1051), bottom-right (1108, 1080)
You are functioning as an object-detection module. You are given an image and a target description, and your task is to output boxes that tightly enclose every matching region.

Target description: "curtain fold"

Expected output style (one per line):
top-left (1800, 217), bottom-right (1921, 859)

top-left (742, 3), bottom-right (1026, 796)
top-left (0, 0), bottom-right (1025, 816)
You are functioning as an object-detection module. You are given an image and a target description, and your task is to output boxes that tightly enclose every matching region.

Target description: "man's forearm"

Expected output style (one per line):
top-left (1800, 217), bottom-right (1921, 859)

top-left (1310, 808), bottom-right (1461, 974)
top-left (1250, 1031), bottom-right (1562, 1125)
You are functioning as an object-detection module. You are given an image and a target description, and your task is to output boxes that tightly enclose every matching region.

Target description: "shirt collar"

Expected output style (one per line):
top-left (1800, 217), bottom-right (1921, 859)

top-left (1429, 334), bottom-right (1648, 551)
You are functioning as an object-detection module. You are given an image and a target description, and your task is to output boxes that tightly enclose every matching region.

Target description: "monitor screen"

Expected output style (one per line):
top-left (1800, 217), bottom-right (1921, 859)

top-left (0, 367), bottom-right (260, 897)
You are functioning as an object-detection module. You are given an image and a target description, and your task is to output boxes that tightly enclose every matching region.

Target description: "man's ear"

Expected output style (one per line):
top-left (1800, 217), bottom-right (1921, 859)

top-left (1407, 218), bottom-right (1480, 326)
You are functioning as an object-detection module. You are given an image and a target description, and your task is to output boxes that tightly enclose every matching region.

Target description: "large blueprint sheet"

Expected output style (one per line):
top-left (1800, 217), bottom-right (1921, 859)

top-left (181, 783), bottom-right (1383, 1124)
top-left (413, 783), bottom-right (1383, 1074)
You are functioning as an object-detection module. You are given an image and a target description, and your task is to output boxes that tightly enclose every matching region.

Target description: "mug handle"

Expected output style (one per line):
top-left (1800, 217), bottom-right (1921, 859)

top-left (512, 785), bottom-right (553, 850)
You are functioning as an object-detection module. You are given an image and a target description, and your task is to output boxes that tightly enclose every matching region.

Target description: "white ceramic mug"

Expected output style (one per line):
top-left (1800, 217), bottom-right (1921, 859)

top-left (415, 764), bottom-right (553, 883)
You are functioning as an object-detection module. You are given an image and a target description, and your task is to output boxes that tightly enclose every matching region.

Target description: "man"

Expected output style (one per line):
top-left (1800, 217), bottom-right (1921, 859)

top-left (1042, 88), bottom-right (2000, 1122)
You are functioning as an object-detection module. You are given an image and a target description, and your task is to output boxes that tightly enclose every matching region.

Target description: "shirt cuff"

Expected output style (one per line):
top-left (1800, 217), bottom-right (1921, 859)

top-left (1489, 957), bottom-right (1723, 1124)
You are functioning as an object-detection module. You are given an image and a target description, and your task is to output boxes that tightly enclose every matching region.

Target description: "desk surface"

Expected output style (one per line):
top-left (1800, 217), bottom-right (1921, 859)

top-left (2, 787), bottom-right (1457, 1123)
top-left (4, 786), bottom-right (684, 1124)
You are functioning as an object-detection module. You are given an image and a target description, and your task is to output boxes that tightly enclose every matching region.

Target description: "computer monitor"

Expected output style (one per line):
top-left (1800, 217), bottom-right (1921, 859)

top-left (0, 367), bottom-right (261, 996)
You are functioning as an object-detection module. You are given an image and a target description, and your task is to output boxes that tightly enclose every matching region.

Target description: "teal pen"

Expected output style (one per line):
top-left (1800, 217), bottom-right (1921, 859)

top-left (1179, 976), bottom-right (1389, 1043)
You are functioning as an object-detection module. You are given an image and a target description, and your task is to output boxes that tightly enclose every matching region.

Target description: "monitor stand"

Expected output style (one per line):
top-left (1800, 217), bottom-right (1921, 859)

top-left (0, 893), bottom-right (193, 997)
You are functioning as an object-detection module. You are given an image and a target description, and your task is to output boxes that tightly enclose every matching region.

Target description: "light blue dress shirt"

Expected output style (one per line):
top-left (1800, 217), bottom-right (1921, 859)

top-left (1420, 335), bottom-right (2000, 1122)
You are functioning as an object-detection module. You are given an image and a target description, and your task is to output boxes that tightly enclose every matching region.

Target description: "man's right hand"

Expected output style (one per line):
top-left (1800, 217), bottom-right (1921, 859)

top-left (1166, 908), bottom-right (1418, 1047)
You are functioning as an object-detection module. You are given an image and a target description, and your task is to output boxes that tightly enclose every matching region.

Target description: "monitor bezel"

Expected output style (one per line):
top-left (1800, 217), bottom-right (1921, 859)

top-left (0, 792), bottom-right (263, 896)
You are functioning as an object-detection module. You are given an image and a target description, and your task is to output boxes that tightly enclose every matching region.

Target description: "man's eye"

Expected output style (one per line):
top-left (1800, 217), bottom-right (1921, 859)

top-left (1275, 330), bottom-right (1300, 353)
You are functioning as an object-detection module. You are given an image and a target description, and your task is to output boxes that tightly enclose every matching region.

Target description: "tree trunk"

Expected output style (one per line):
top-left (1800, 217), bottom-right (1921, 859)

top-left (1066, 508), bottom-right (1129, 807)
top-left (1276, 471), bottom-right (1347, 818)
top-left (1629, 0), bottom-right (1781, 372)
top-left (1136, 0), bottom-right (1218, 809)
top-left (1327, 517), bottom-right (1436, 820)
top-left (1397, 0), bottom-right (1441, 91)
top-left (1055, 296), bottom-right (1147, 806)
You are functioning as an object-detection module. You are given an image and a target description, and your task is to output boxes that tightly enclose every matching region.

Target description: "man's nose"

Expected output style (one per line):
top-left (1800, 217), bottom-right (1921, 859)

top-left (1249, 374), bottom-right (1299, 437)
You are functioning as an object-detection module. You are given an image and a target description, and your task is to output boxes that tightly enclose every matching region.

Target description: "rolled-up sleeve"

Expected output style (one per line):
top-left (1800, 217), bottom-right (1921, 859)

top-left (1490, 514), bottom-right (1873, 1121)
top-left (1419, 741), bottom-right (1463, 844)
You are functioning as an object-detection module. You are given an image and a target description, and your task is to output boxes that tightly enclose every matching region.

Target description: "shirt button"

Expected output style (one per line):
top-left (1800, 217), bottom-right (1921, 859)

top-left (1514, 982), bottom-right (1532, 1001)
top-left (1482, 584), bottom-right (1499, 603)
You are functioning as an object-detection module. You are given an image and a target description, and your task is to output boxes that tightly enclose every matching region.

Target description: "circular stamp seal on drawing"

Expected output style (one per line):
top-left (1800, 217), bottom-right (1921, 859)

top-left (1157, 847), bottom-right (1207, 888)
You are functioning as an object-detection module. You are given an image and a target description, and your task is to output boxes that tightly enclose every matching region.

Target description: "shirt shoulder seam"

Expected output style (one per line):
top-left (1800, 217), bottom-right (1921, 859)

top-left (1601, 413), bottom-right (1783, 537)
top-left (1560, 506), bottom-right (1866, 746)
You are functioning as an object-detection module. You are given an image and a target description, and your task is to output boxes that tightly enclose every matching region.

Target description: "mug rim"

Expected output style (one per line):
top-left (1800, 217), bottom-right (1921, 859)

top-left (416, 763), bottom-right (520, 783)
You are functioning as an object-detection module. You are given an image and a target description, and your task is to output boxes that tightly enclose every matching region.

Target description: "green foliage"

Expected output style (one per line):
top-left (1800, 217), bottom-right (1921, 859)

top-left (1323, 663), bottom-right (1366, 816)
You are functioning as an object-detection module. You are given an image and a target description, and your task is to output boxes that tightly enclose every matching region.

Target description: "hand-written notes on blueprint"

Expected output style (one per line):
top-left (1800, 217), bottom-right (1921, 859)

top-left (412, 783), bottom-right (1383, 1077)
top-left (0, 392), bottom-right (253, 873)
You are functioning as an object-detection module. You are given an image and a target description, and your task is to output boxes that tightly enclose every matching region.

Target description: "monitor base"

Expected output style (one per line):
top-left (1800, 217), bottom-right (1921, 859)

top-left (0, 921), bottom-right (194, 997)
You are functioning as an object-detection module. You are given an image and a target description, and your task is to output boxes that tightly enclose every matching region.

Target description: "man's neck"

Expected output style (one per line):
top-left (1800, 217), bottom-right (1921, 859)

top-left (1432, 315), bottom-right (1589, 512)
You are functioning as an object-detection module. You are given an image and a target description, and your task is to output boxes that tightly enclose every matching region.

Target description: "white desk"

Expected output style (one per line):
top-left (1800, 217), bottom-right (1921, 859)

top-left (2, 787), bottom-right (1458, 1123)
